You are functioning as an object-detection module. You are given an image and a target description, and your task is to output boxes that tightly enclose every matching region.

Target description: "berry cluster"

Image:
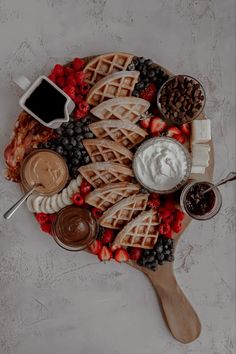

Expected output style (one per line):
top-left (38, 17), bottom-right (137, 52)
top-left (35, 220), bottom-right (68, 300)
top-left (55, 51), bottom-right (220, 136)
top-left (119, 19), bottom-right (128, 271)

top-left (127, 56), bottom-right (169, 100)
top-left (48, 58), bottom-right (90, 119)
top-left (140, 116), bottom-right (191, 145)
top-left (138, 236), bottom-right (174, 271)
top-left (40, 116), bottom-right (94, 178)
top-left (35, 212), bottom-right (56, 234)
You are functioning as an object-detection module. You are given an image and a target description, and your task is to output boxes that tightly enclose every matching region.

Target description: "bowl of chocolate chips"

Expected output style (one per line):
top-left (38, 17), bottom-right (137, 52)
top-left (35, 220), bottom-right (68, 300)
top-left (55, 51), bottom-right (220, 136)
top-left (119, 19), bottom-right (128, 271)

top-left (157, 74), bottom-right (206, 125)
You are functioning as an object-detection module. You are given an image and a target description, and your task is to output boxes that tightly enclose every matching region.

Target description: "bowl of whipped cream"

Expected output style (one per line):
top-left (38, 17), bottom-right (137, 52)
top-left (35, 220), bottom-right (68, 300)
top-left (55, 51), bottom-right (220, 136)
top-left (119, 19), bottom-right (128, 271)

top-left (133, 137), bottom-right (191, 194)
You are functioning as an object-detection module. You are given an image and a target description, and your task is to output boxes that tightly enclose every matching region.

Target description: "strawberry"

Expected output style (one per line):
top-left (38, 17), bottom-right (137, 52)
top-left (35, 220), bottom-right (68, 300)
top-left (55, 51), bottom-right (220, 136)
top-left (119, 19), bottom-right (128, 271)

top-left (163, 198), bottom-right (176, 211)
top-left (150, 117), bottom-right (167, 136)
top-left (56, 76), bottom-right (66, 88)
top-left (89, 239), bottom-right (102, 255)
top-left (40, 221), bottom-right (52, 234)
top-left (72, 193), bottom-right (84, 206)
top-left (35, 212), bottom-right (49, 224)
top-left (180, 123), bottom-right (191, 136)
top-left (52, 64), bottom-right (65, 77)
top-left (172, 134), bottom-right (186, 144)
top-left (101, 229), bottom-right (114, 244)
top-left (80, 179), bottom-right (92, 196)
top-left (175, 209), bottom-right (185, 222)
top-left (63, 85), bottom-right (76, 100)
top-left (139, 83), bottom-right (157, 102)
top-left (172, 220), bottom-right (182, 233)
top-left (129, 247), bottom-right (142, 261)
top-left (98, 245), bottom-right (112, 261)
top-left (114, 247), bottom-right (129, 263)
top-left (159, 223), bottom-right (171, 235)
top-left (48, 73), bottom-right (56, 83)
top-left (75, 71), bottom-right (86, 85)
top-left (66, 74), bottom-right (77, 87)
top-left (148, 198), bottom-right (161, 209)
top-left (110, 244), bottom-right (121, 253)
top-left (73, 58), bottom-right (86, 71)
top-left (166, 126), bottom-right (182, 137)
top-left (158, 207), bottom-right (172, 221)
top-left (139, 116), bottom-right (151, 129)
top-left (91, 207), bottom-right (103, 219)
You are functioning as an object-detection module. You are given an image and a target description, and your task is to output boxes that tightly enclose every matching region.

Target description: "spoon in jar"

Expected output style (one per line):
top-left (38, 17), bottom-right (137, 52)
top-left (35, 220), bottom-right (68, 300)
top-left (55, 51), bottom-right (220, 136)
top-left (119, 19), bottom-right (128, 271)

top-left (201, 172), bottom-right (236, 196)
top-left (3, 184), bottom-right (41, 220)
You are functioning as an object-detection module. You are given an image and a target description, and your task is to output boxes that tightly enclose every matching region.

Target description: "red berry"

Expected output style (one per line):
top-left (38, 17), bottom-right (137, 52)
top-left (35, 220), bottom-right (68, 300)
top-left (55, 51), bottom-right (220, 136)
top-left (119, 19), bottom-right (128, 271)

top-left (66, 74), bottom-right (77, 87)
top-left (172, 134), bottom-right (186, 144)
top-left (89, 239), bottom-right (102, 255)
top-left (165, 229), bottom-right (173, 239)
top-left (78, 100), bottom-right (90, 113)
top-left (98, 245), bottom-right (112, 261)
top-left (49, 213), bottom-right (57, 222)
top-left (40, 221), bottom-right (52, 234)
top-left (64, 66), bottom-right (74, 76)
top-left (75, 71), bottom-right (86, 85)
top-left (139, 116), bottom-right (151, 129)
top-left (48, 73), bottom-right (56, 83)
top-left (180, 123), bottom-right (191, 136)
top-left (149, 193), bottom-right (161, 200)
top-left (166, 126), bottom-right (182, 137)
top-left (175, 209), bottom-right (185, 222)
top-left (78, 82), bottom-right (90, 95)
top-left (114, 247), bottom-right (129, 263)
top-left (92, 207), bottom-right (103, 219)
top-left (148, 199), bottom-right (161, 209)
top-left (74, 95), bottom-right (84, 105)
top-left (72, 193), bottom-right (84, 206)
top-left (74, 108), bottom-right (86, 120)
top-left (163, 198), bottom-right (176, 210)
top-left (73, 58), bottom-right (86, 71)
top-left (63, 85), bottom-right (76, 100)
top-left (158, 207), bottom-right (172, 221)
top-left (164, 214), bottom-right (174, 225)
top-left (101, 229), bottom-right (114, 244)
top-left (110, 244), bottom-right (121, 253)
top-left (129, 247), bottom-right (142, 261)
top-left (172, 220), bottom-right (182, 233)
top-left (159, 223), bottom-right (171, 235)
top-left (139, 83), bottom-right (157, 102)
top-left (52, 64), bottom-right (65, 77)
top-left (35, 212), bottom-right (49, 224)
top-left (150, 117), bottom-right (167, 136)
top-left (80, 179), bottom-right (92, 196)
top-left (56, 76), bottom-right (66, 88)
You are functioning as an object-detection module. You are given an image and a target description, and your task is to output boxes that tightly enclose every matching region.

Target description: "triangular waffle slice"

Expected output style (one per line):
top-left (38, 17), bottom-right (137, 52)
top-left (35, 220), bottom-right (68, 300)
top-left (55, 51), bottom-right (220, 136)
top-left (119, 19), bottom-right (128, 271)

top-left (85, 182), bottom-right (140, 211)
top-left (82, 139), bottom-right (133, 166)
top-left (90, 97), bottom-right (150, 124)
top-left (87, 71), bottom-right (140, 106)
top-left (113, 209), bottom-right (160, 249)
top-left (89, 120), bottom-right (148, 149)
top-left (79, 162), bottom-right (133, 188)
top-left (99, 193), bottom-right (149, 230)
top-left (84, 52), bottom-right (134, 86)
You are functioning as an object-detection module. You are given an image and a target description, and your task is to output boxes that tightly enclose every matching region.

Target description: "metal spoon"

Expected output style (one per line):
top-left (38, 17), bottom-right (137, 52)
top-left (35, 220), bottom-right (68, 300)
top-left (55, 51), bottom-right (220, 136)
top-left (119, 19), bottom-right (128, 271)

top-left (3, 184), bottom-right (40, 220)
top-left (202, 171), bottom-right (236, 196)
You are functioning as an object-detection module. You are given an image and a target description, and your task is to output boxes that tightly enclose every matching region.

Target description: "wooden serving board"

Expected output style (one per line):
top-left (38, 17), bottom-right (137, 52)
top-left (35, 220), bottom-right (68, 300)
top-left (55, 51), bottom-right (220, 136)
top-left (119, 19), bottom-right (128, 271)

top-left (14, 53), bottom-right (214, 344)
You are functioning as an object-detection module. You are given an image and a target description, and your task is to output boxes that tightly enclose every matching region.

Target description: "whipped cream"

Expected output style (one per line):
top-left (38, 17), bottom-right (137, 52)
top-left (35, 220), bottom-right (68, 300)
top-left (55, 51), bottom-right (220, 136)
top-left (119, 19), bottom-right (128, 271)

top-left (134, 139), bottom-right (188, 191)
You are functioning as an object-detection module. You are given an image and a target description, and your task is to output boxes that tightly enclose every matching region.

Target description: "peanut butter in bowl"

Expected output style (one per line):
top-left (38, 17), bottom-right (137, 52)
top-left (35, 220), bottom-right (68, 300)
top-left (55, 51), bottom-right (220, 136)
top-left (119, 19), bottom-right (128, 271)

top-left (20, 149), bottom-right (69, 196)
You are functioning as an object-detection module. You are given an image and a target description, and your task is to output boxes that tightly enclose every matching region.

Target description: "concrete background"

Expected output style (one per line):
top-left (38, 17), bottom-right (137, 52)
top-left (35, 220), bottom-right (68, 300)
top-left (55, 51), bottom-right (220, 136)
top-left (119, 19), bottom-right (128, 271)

top-left (0, 1), bottom-right (235, 353)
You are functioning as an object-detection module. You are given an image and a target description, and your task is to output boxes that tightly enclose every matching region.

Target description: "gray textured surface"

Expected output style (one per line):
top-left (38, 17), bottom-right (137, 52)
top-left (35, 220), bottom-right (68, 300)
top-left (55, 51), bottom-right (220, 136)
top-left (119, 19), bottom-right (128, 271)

top-left (0, 1), bottom-right (235, 353)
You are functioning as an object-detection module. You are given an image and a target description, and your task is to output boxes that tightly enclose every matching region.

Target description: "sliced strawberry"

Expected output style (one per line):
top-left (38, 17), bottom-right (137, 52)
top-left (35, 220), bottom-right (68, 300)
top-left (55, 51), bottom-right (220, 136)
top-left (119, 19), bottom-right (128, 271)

top-left (172, 134), bottom-right (186, 144)
top-left (180, 123), bottom-right (191, 136)
top-left (98, 245), bottom-right (112, 261)
top-left (166, 126), bottom-right (182, 137)
top-left (148, 199), bottom-right (161, 209)
top-left (139, 116), bottom-right (151, 129)
top-left (139, 83), bottom-right (157, 102)
top-left (73, 58), bottom-right (86, 71)
top-left (101, 229), bottom-right (114, 244)
top-left (114, 247), bottom-right (129, 263)
top-left (91, 207), bottom-right (103, 219)
top-left (89, 239), bottom-right (102, 255)
top-left (150, 117), bottom-right (167, 136)
top-left (80, 179), bottom-right (92, 196)
top-left (110, 244), bottom-right (121, 253)
top-left (158, 207), bottom-right (172, 221)
top-left (172, 220), bottom-right (182, 233)
top-left (128, 247), bottom-right (142, 261)
top-left (175, 209), bottom-right (185, 222)
top-left (72, 193), bottom-right (84, 206)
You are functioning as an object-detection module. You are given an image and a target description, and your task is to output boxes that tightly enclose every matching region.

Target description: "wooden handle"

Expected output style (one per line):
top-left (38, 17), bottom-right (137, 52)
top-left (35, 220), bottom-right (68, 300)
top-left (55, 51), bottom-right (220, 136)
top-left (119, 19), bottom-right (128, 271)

top-left (146, 267), bottom-right (201, 343)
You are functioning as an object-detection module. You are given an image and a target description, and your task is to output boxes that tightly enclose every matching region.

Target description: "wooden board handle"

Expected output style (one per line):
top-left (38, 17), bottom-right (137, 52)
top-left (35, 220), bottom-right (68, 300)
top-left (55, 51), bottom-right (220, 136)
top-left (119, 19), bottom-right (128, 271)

top-left (146, 269), bottom-right (201, 343)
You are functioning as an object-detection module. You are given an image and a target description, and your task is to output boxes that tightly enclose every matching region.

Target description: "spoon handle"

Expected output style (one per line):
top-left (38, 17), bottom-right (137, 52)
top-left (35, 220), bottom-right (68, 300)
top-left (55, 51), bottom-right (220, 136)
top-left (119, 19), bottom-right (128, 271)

top-left (203, 171), bottom-right (236, 195)
top-left (3, 185), bottom-right (37, 220)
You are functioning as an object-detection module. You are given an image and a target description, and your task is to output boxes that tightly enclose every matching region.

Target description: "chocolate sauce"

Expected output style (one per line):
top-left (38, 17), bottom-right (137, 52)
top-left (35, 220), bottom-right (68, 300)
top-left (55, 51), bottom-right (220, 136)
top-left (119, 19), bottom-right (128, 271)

top-left (185, 182), bottom-right (216, 216)
top-left (25, 79), bottom-right (66, 123)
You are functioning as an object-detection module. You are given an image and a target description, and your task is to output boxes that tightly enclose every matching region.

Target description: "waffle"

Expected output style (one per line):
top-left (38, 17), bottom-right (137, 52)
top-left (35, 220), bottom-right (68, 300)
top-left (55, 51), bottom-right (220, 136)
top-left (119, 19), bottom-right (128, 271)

top-left (79, 162), bottom-right (133, 188)
top-left (87, 71), bottom-right (140, 106)
top-left (85, 182), bottom-right (140, 211)
top-left (90, 97), bottom-right (150, 124)
top-left (84, 52), bottom-right (134, 86)
top-left (89, 120), bottom-right (148, 149)
top-left (99, 193), bottom-right (149, 230)
top-left (82, 139), bottom-right (133, 166)
top-left (113, 209), bottom-right (160, 249)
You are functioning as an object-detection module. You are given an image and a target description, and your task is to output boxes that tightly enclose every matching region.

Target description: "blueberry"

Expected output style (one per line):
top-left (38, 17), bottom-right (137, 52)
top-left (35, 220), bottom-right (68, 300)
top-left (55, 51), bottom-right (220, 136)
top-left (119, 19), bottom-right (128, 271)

top-left (143, 77), bottom-right (150, 84)
top-left (155, 245), bottom-right (163, 253)
top-left (56, 146), bottom-right (64, 154)
top-left (138, 57), bottom-right (145, 64)
top-left (75, 126), bottom-right (82, 134)
top-left (76, 135), bottom-right (83, 142)
top-left (164, 250), bottom-right (171, 256)
top-left (81, 149), bottom-right (87, 156)
top-left (66, 144), bottom-right (73, 151)
top-left (127, 63), bottom-right (136, 71)
top-left (143, 250), bottom-right (150, 257)
top-left (84, 132), bottom-right (94, 139)
top-left (144, 59), bottom-right (153, 66)
top-left (167, 255), bottom-right (174, 262)
top-left (62, 137), bottom-right (69, 146)
top-left (145, 262), bottom-right (153, 269)
top-left (166, 238), bottom-right (173, 246)
top-left (158, 260), bottom-right (164, 266)
top-left (147, 255), bottom-right (155, 262)
top-left (83, 155), bottom-right (90, 164)
top-left (63, 150), bottom-right (68, 156)
top-left (74, 150), bottom-right (82, 159)
top-left (68, 150), bottom-right (74, 158)
top-left (70, 138), bottom-right (77, 146)
top-left (137, 64), bottom-right (144, 72)
top-left (56, 128), bottom-right (63, 135)
top-left (82, 126), bottom-right (90, 133)
top-left (72, 158), bottom-right (79, 165)
top-left (66, 128), bottom-right (74, 136)
top-left (137, 259), bottom-right (145, 266)
top-left (77, 142), bottom-right (84, 149)
top-left (157, 253), bottom-right (164, 261)
top-left (148, 70), bottom-right (155, 78)
top-left (135, 82), bottom-right (145, 91)
top-left (132, 90), bottom-right (139, 97)
top-left (43, 142), bottom-right (52, 149)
